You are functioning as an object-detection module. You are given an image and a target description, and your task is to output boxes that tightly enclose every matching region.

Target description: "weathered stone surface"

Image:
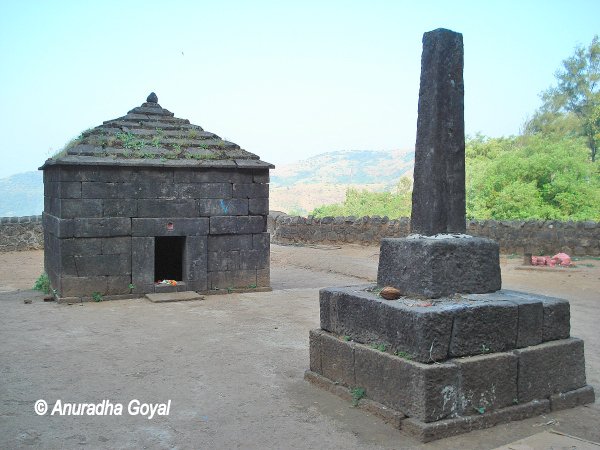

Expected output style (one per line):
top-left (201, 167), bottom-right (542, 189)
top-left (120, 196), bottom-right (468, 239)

top-left (173, 169), bottom-right (253, 184)
top-left (249, 198), bottom-right (269, 215)
top-left (136, 200), bottom-right (198, 218)
top-left (183, 236), bottom-right (208, 292)
top-left (503, 290), bottom-right (570, 341)
top-left (512, 298), bottom-right (543, 347)
top-left (232, 183), bottom-right (269, 199)
top-left (256, 268), bottom-right (270, 287)
top-left (411, 28), bottom-right (465, 236)
top-left (549, 385), bottom-right (595, 411)
top-left (402, 399), bottom-right (550, 443)
top-left (101, 237), bottom-right (131, 255)
top-left (315, 331), bottom-right (460, 422)
top-left (106, 275), bottom-right (132, 294)
top-left (43, 213), bottom-right (74, 238)
top-left (252, 233), bottom-right (270, 250)
top-left (74, 254), bottom-right (131, 276)
top-left (208, 269), bottom-right (257, 290)
top-left (73, 217), bottom-right (131, 237)
top-left (377, 236), bottom-right (501, 297)
top-left (309, 329), bottom-right (323, 374)
top-left (515, 338), bottom-right (587, 403)
top-left (454, 352), bottom-right (518, 415)
top-left (178, 182), bottom-right (232, 199)
top-left (542, 297), bottom-right (571, 341)
top-left (60, 275), bottom-right (108, 297)
top-left (146, 92), bottom-right (158, 103)
top-left (131, 237), bottom-right (154, 286)
top-left (61, 238), bottom-right (102, 256)
top-left (154, 283), bottom-right (177, 293)
top-left (269, 213), bottom-right (600, 256)
top-left (207, 234), bottom-right (253, 252)
top-left (103, 199), bottom-right (138, 217)
top-left (198, 199), bottom-right (248, 216)
top-left (146, 291), bottom-right (204, 303)
top-left (319, 331), bottom-right (356, 387)
top-left (448, 301), bottom-right (517, 357)
top-left (132, 218), bottom-right (209, 236)
top-left (320, 286), bottom-right (453, 362)
top-left (210, 216), bottom-right (265, 235)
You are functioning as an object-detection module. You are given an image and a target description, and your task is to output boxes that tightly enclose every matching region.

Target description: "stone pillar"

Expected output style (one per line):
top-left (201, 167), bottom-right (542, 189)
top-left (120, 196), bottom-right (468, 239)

top-left (410, 28), bottom-right (466, 235)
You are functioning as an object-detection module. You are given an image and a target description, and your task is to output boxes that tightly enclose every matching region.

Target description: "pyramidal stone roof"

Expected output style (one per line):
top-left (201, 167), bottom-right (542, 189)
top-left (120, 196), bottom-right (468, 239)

top-left (41, 93), bottom-right (273, 169)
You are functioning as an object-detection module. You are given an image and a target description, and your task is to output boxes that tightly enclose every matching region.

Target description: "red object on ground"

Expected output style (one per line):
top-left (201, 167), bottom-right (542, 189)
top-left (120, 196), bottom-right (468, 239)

top-left (552, 252), bottom-right (572, 266)
top-left (530, 253), bottom-right (572, 267)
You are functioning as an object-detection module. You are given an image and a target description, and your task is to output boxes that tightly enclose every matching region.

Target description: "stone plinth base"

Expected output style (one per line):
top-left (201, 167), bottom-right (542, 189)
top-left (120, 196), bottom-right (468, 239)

top-left (320, 285), bottom-right (570, 362)
top-left (377, 236), bottom-right (501, 298)
top-left (307, 329), bottom-right (594, 442)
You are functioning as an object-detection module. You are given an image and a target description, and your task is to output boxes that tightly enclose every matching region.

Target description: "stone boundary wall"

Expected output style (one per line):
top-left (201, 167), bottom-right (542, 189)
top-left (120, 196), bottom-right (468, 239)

top-left (0, 215), bottom-right (44, 252)
top-left (268, 214), bottom-right (600, 256)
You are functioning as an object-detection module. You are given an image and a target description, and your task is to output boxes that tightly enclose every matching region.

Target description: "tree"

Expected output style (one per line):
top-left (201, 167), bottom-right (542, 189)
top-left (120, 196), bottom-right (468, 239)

top-left (525, 36), bottom-right (600, 161)
top-left (465, 135), bottom-right (600, 220)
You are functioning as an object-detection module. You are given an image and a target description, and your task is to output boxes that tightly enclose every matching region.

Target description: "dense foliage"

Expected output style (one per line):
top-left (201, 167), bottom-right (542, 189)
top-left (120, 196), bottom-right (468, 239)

top-left (312, 177), bottom-right (412, 219)
top-left (466, 135), bottom-right (599, 220)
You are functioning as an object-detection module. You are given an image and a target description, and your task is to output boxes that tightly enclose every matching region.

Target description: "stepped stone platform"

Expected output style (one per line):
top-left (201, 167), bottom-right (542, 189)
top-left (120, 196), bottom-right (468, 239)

top-left (306, 28), bottom-right (594, 442)
top-left (307, 286), bottom-right (594, 442)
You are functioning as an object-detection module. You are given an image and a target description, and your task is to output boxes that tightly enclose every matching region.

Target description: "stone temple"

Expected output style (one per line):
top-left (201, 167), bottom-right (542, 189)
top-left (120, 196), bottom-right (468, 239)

top-left (306, 29), bottom-right (594, 442)
top-left (41, 93), bottom-right (272, 302)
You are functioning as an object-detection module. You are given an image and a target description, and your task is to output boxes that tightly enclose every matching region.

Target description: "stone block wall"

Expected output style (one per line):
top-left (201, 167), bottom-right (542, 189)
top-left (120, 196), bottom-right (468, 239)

top-left (269, 214), bottom-right (600, 256)
top-left (43, 165), bottom-right (269, 299)
top-left (0, 216), bottom-right (43, 252)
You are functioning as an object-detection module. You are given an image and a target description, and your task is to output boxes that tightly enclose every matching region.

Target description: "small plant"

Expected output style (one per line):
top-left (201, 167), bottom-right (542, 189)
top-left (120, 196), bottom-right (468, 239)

top-left (474, 406), bottom-right (486, 414)
top-left (33, 273), bottom-right (51, 294)
top-left (394, 350), bottom-right (413, 360)
top-left (343, 336), bottom-right (351, 342)
top-left (512, 398), bottom-right (519, 405)
top-left (371, 343), bottom-right (387, 352)
top-left (187, 129), bottom-right (199, 138)
top-left (481, 343), bottom-right (491, 353)
top-left (227, 286), bottom-right (234, 294)
top-left (248, 283), bottom-right (257, 289)
top-left (350, 387), bottom-right (366, 407)
top-left (92, 292), bottom-right (103, 302)
top-left (128, 283), bottom-right (136, 291)
top-left (151, 136), bottom-right (161, 148)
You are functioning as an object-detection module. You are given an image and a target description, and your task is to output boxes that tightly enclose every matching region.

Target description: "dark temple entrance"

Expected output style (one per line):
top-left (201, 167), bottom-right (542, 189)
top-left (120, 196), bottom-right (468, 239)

top-left (154, 237), bottom-right (185, 281)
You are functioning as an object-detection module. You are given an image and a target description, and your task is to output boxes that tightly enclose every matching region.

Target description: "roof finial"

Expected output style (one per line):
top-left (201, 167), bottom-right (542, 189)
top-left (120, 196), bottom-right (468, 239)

top-left (147, 92), bottom-right (158, 103)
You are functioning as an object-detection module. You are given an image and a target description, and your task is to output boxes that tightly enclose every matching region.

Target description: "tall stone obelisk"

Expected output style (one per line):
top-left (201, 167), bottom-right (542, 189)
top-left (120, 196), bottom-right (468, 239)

top-left (411, 29), bottom-right (466, 235)
top-left (377, 28), bottom-right (500, 297)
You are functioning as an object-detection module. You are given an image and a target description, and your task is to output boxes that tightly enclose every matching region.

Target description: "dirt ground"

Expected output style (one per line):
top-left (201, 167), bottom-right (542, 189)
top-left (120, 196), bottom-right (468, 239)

top-left (0, 245), bottom-right (599, 449)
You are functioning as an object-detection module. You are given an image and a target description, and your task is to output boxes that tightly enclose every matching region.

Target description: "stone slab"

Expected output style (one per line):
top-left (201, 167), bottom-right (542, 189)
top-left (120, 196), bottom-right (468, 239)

top-left (305, 367), bottom-right (592, 444)
top-left (549, 385), bottom-right (595, 411)
top-left (448, 300), bottom-right (517, 357)
top-left (313, 329), bottom-right (460, 422)
top-left (304, 370), bottom-right (405, 429)
top-left (515, 338), bottom-right (587, 403)
top-left (402, 399), bottom-right (550, 443)
top-left (453, 352), bottom-right (518, 415)
top-left (319, 286), bottom-right (568, 362)
top-left (377, 236), bottom-right (501, 298)
top-left (145, 291), bottom-right (204, 303)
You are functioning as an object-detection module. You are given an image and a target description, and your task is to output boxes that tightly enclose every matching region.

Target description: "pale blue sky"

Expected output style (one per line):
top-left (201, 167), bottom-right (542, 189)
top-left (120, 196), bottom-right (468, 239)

top-left (0, 0), bottom-right (598, 178)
